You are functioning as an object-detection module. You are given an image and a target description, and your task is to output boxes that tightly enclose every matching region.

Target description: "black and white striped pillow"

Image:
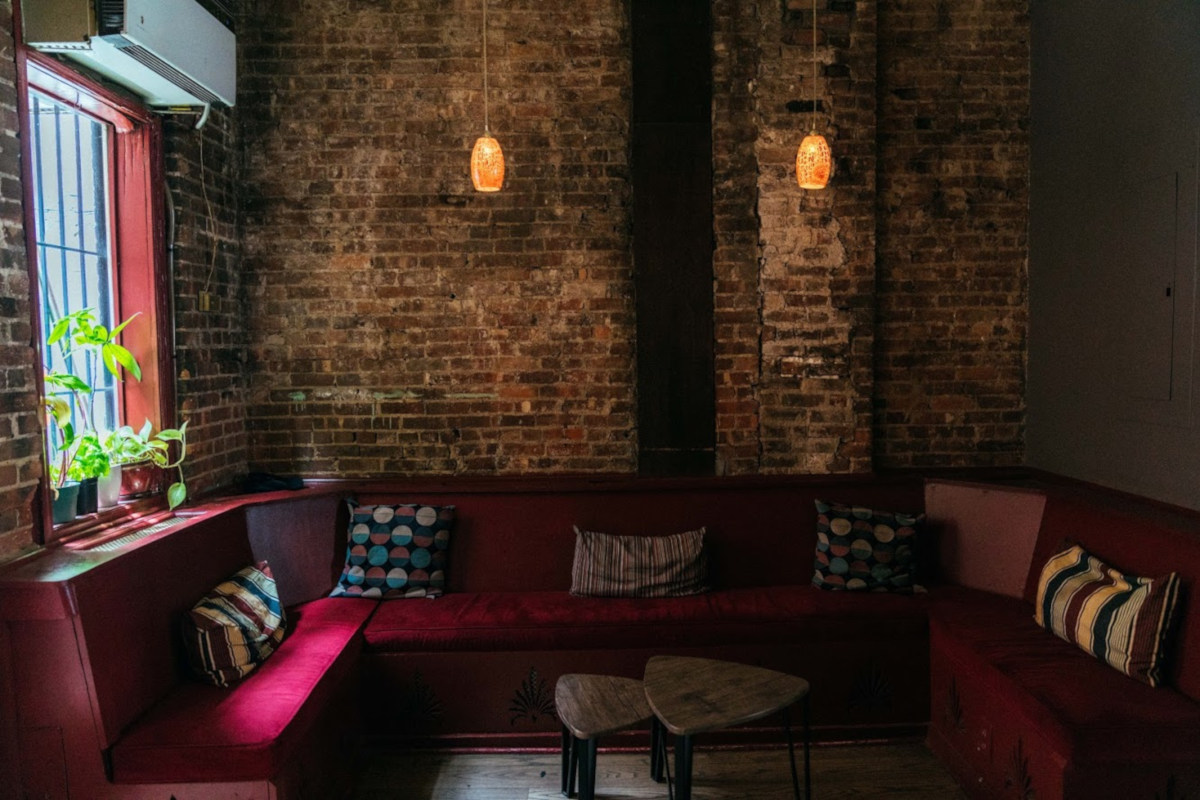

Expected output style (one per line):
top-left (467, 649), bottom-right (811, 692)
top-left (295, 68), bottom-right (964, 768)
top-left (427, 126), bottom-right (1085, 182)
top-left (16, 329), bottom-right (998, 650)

top-left (570, 526), bottom-right (710, 598)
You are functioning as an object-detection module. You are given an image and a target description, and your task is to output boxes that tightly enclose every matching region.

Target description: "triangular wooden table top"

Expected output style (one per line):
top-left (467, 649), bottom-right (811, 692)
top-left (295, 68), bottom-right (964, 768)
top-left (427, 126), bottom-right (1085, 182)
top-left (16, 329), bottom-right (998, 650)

top-left (643, 655), bottom-right (810, 736)
top-left (555, 674), bottom-right (653, 740)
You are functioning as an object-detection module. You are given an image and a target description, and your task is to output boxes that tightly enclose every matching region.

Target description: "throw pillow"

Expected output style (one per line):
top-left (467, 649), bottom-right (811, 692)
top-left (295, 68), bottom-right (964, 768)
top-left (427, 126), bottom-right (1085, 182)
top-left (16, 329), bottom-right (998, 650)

top-left (811, 499), bottom-right (923, 592)
top-left (330, 501), bottom-right (456, 599)
top-left (571, 526), bottom-right (710, 597)
top-left (1034, 544), bottom-right (1181, 687)
top-left (183, 561), bottom-right (287, 688)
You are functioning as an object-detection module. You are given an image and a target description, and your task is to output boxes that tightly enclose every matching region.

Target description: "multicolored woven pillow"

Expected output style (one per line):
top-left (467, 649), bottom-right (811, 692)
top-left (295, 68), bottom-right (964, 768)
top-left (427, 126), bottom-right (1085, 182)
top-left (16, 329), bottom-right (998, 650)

top-left (1034, 544), bottom-right (1181, 686)
top-left (812, 500), bottom-right (923, 592)
top-left (571, 526), bottom-right (710, 598)
top-left (330, 501), bottom-right (455, 599)
top-left (183, 562), bottom-right (287, 688)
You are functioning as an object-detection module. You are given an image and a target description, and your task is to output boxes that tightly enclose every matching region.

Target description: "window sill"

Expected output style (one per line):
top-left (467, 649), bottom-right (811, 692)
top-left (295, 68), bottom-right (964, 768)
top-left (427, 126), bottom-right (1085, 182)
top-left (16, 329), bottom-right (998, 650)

top-left (50, 496), bottom-right (173, 548)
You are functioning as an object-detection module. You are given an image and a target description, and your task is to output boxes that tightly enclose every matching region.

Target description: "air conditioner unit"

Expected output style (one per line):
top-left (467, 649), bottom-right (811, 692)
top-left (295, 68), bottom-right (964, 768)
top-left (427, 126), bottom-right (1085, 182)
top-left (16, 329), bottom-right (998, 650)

top-left (22, 0), bottom-right (236, 109)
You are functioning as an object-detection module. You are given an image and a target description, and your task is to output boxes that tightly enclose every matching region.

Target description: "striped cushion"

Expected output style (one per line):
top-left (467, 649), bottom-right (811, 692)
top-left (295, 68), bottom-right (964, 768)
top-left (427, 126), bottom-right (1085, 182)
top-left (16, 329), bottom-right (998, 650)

top-left (570, 526), bottom-right (710, 598)
top-left (1034, 544), bottom-right (1181, 686)
top-left (184, 562), bottom-right (287, 687)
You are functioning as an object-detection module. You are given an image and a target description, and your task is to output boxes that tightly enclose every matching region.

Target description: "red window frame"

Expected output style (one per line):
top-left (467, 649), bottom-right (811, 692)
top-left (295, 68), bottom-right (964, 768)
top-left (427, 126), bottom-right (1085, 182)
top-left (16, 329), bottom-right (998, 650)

top-left (16, 43), bottom-right (175, 543)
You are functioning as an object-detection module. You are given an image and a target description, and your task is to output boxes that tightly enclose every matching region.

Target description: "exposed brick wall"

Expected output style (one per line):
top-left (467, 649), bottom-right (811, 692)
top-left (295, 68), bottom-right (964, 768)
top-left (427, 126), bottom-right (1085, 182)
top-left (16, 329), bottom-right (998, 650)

top-left (0, 1), bottom-right (40, 562)
top-left (239, 0), bottom-right (636, 476)
top-left (0, 0), bottom-right (1031, 520)
top-left (755, 0), bottom-right (877, 474)
top-left (875, 0), bottom-right (1029, 468)
top-left (712, 0), bottom-right (763, 475)
top-left (165, 109), bottom-right (249, 494)
top-left (237, 0), bottom-right (1028, 477)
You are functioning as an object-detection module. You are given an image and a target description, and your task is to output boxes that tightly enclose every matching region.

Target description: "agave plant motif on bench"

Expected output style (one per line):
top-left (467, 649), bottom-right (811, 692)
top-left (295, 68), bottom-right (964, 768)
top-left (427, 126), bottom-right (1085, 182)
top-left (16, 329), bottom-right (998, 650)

top-left (945, 677), bottom-right (965, 733)
top-left (848, 660), bottom-right (893, 713)
top-left (395, 670), bottom-right (445, 731)
top-left (509, 666), bottom-right (556, 726)
top-left (1004, 737), bottom-right (1035, 800)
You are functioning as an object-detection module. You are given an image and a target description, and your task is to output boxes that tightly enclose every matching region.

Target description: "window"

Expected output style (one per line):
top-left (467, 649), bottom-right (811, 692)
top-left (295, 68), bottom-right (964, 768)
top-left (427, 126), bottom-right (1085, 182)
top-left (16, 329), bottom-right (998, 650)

top-left (19, 51), bottom-right (172, 537)
top-left (30, 89), bottom-right (121, 442)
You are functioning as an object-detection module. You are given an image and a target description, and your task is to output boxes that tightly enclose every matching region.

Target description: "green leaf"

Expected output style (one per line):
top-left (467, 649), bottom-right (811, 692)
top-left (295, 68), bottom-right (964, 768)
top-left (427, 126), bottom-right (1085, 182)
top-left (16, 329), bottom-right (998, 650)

top-left (167, 482), bottom-right (186, 510)
top-left (45, 396), bottom-right (71, 425)
top-left (109, 312), bottom-right (141, 339)
top-left (45, 372), bottom-right (90, 393)
top-left (100, 343), bottom-right (143, 381)
top-left (48, 317), bottom-right (70, 346)
top-left (156, 428), bottom-right (184, 442)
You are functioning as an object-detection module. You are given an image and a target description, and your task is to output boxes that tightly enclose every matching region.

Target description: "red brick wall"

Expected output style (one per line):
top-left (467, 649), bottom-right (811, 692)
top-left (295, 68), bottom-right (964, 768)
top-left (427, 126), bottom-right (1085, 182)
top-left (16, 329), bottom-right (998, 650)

top-left (165, 109), bottom-right (250, 493)
top-left (0, 1), bottom-right (1031, 540)
top-left (238, 0), bottom-right (636, 475)
top-left (712, 0), bottom-right (763, 475)
top-left (875, 0), bottom-right (1029, 468)
top-left (0, 1), bottom-right (40, 563)
top-left (236, 0), bottom-right (1029, 478)
top-left (754, 0), bottom-right (877, 474)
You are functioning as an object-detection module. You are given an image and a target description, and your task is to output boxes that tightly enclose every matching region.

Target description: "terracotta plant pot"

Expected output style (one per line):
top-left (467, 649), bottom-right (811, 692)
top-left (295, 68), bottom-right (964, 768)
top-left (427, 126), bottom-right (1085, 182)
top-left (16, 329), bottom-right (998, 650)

top-left (119, 461), bottom-right (159, 500)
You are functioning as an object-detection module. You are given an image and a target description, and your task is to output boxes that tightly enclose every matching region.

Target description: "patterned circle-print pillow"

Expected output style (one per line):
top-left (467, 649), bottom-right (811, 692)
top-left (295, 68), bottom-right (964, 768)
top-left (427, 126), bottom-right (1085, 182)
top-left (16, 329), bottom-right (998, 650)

top-left (330, 501), bottom-right (456, 599)
top-left (811, 499), bottom-right (924, 593)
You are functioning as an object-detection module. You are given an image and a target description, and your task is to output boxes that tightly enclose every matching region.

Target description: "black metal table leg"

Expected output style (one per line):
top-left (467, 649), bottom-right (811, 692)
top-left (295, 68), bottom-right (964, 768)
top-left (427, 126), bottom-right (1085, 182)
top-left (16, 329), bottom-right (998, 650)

top-left (782, 707), bottom-right (802, 800)
top-left (561, 724), bottom-right (572, 797)
top-left (674, 734), bottom-right (694, 800)
top-left (568, 734), bottom-right (578, 796)
top-left (650, 717), bottom-right (663, 782)
top-left (579, 737), bottom-right (598, 800)
top-left (803, 694), bottom-right (812, 800)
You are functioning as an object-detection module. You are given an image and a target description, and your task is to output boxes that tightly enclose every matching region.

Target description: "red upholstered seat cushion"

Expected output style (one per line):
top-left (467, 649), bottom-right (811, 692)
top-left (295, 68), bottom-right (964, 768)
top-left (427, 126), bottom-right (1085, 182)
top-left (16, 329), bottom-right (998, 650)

top-left (110, 598), bottom-right (375, 784)
top-left (363, 585), bottom-right (930, 653)
top-left (930, 586), bottom-right (1200, 763)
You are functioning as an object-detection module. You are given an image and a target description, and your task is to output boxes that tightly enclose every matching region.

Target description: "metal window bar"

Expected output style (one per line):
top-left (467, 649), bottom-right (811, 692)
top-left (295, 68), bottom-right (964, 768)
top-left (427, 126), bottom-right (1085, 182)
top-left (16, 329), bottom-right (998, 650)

top-left (29, 91), bottom-right (118, 463)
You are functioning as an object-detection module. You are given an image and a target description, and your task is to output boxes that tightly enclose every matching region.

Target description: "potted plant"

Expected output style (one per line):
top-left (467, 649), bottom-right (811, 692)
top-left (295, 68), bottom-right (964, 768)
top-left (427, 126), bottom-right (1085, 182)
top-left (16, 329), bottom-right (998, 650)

top-left (103, 421), bottom-right (189, 510)
top-left (43, 380), bottom-right (83, 523)
top-left (67, 431), bottom-right (111, 514)
top-left (42, 308), bottom-right (189, 516)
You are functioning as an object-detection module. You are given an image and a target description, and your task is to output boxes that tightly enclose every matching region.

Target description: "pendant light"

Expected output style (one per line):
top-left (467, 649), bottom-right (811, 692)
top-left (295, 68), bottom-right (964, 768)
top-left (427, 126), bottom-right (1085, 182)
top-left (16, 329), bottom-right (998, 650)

top-left (471, 0), bottom-right (504, 192)
top-left (796, 0), bottom-right (831, 190)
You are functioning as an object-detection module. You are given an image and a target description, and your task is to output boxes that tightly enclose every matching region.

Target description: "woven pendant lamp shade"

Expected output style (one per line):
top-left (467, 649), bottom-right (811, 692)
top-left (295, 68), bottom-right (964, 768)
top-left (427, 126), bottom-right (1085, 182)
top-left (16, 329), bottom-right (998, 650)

top-left (796, 133), bottom-right (831, 190)
top-left (471, 0), bottom-right (503, 192)
top-left (471, 135), bottom-right (504, 192)
top-left (796, 0), bottom-right (830, 190)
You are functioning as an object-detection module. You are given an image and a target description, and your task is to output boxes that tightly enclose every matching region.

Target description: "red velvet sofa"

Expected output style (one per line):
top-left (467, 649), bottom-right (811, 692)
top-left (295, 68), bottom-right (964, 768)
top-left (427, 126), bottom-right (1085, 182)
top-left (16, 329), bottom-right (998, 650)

top-left (0, 474), bottom-right (931, 798)
top-left (2, 473), bottom-right (1198, 799)
top-left (924, 480), bottom-right (1200, 800)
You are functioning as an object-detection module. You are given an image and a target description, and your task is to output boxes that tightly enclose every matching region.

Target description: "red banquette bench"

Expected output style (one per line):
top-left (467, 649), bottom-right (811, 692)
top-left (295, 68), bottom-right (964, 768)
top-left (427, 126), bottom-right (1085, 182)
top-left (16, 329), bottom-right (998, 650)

top-left (0, 475), bottom-right (929, 799)
top-left (0, 474), bottom-right (1197, 799)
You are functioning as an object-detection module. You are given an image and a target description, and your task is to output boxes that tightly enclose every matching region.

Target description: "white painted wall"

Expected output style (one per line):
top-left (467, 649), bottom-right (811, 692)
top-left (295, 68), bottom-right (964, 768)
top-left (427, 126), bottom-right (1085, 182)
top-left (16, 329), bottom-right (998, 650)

top-left (1029, 0), bottom-right (1200, 508)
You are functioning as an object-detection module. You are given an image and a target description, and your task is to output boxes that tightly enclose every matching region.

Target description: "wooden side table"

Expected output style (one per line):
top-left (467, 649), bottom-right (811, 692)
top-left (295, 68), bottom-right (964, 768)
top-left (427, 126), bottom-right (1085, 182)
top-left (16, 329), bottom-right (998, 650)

top-left (554, 673), bottom-right (661, 800)
top-left (643, 655), bottom-right (811, 800)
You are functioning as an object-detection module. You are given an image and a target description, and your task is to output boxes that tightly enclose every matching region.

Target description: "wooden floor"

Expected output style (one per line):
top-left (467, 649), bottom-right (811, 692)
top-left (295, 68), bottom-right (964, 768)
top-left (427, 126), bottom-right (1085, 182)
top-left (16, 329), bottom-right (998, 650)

top-left (352, 741), bottom-right (968, 799)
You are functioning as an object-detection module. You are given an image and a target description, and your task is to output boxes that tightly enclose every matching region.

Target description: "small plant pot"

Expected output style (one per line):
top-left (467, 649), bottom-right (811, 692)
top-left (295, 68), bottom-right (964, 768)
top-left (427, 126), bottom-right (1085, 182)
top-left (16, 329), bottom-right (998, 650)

top-left (76, 477), bottom-right (99, 516)
top-left (98, 466), bottom-right (122, 509)
top-left (120, 461), bottom-right (159, 500)
top-left (52, 482), bottom-right (81, 524)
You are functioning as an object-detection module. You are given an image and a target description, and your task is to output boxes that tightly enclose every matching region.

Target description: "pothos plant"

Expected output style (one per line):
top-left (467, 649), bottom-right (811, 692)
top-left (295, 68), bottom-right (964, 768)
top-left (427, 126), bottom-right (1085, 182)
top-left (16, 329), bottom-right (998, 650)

top-left (43, 308), bottom-right (189, 509)
top-left (103, 421), bottom-right (189, 509)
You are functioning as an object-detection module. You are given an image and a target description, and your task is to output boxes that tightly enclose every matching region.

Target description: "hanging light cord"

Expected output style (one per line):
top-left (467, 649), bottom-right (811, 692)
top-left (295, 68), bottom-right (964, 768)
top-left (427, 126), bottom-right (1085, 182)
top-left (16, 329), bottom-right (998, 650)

top-left (482, 0), bottom-right (490, 135)
top-left (811, 0), bottom-right (818, 136)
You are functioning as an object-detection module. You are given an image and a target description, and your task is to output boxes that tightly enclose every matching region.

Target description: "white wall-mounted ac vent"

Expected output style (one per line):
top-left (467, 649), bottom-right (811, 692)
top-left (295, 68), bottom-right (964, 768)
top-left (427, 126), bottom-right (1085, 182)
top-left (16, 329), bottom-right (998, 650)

top-left (22, 0), bottom-right (236, 109)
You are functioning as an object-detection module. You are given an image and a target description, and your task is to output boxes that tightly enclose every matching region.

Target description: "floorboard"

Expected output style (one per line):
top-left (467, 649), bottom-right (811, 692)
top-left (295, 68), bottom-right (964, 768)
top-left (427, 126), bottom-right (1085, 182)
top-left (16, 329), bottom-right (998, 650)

top-left (352, 742), bottom-right (968, 799)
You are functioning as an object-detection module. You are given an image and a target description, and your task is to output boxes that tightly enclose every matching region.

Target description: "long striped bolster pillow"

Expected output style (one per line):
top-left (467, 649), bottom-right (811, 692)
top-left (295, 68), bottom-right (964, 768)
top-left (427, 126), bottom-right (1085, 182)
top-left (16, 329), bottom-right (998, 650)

top-left (1034, 544), bottom-right (1181, 687)
top-left (571, 526), bottom-right (710, 598)
top-left (183, 562), bottom-right (287, 688)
